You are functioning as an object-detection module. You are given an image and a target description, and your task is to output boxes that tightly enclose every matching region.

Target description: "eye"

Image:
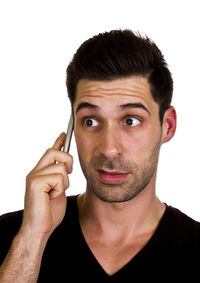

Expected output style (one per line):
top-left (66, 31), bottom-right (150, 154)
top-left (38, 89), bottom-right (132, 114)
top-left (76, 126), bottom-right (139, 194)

top-left (124, 116), bottom-right (141, 127)
top-left (84, 118), bottom-right (99, 127)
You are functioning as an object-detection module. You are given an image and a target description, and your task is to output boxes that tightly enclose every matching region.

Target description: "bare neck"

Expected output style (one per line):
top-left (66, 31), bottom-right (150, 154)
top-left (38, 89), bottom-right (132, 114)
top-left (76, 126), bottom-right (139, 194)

top-left (77, 179), bottom-right (165, 240)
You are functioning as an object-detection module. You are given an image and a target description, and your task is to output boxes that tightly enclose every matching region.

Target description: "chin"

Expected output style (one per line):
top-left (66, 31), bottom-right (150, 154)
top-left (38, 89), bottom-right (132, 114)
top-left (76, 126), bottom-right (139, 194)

top-left (92, 187), bottom-right (142, 203)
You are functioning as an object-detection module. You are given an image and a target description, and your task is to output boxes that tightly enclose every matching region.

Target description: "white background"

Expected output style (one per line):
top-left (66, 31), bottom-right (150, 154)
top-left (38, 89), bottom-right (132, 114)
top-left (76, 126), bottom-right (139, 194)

top-left (0, 0), bottom-right (200, 220)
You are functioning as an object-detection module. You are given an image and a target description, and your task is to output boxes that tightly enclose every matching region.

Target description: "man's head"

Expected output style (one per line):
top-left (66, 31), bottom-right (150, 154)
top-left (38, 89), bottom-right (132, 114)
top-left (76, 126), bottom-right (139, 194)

top-left (66, 29), bottom-right (173, 124)
top-left (66, 29), bottom-right (176, 203)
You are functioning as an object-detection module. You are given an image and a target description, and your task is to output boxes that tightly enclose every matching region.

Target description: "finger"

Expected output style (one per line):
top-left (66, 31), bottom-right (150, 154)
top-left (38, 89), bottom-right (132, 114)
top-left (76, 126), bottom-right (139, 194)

top-left (28, 173), bottom-right (70, 197)
top-left (46, 173), bottom-right (70, 199)
top-left (49, 188), bottom-right (67, 200)
top-left (32, 162), bottom-right (72, 178)
top-left (52, 132), bottom-right (66, 150)
top-left (33, 149), bottom-right (73, 172)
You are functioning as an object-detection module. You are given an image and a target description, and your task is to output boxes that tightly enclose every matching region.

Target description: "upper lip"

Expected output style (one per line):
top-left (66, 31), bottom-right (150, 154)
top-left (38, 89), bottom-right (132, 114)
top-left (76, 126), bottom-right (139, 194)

top-left (97, 169), bottom-right (128, 175)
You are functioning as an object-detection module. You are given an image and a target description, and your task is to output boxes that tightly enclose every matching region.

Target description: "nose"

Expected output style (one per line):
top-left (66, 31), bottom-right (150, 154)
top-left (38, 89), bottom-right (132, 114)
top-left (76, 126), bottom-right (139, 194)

top-left (97, 124), bottom-right (123, 159)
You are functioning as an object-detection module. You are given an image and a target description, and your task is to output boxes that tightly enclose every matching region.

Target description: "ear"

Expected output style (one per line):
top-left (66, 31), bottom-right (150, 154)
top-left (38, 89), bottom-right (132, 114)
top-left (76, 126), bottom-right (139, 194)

top-left (161, 106), bottom-right (177, 144)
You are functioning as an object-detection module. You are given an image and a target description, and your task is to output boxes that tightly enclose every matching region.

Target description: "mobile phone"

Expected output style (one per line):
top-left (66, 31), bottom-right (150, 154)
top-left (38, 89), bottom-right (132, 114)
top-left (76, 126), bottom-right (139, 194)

top-left (62, 111), bottom-right (74, 153)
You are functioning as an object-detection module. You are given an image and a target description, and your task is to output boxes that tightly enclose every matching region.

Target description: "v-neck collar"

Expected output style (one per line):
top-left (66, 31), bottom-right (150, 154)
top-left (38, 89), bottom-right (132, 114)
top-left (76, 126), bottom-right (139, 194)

top-left (72, 195), bottom-right (169, 278)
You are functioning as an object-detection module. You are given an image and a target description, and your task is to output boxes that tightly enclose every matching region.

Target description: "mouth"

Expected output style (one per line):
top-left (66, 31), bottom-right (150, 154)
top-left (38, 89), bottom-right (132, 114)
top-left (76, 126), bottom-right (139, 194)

top-left (97, 169), bottom-right (129, 184)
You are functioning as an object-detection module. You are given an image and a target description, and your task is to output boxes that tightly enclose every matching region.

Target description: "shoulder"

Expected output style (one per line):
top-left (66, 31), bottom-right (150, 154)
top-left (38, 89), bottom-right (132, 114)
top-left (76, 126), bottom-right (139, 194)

top-left (0, 209), bottom-right (24, 264)
top-left (162, 205), bottom-right (200, 258)
top-left (0, 209), bottom-right (24, 233)
top-left (166, 205), bottom-right (200, 235)
top-left (0, 195), bottom-right (78, 264)
top-left (159, 205), bottom-right (200, 277)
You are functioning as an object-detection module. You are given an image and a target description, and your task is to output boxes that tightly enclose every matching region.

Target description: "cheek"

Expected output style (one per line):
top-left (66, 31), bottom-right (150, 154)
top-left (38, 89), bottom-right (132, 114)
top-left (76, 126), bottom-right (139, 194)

top-left (124, 126), bottom-right (161, 159)
top-left (125, 126), bottom-right (150, 148)
top-left (124, 134), bottom-right (147, 160)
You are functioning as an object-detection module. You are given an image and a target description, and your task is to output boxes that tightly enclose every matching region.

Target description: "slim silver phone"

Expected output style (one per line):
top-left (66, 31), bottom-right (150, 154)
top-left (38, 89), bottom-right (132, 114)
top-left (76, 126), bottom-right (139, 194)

top-left (62, 111), bottom-right (74, 153)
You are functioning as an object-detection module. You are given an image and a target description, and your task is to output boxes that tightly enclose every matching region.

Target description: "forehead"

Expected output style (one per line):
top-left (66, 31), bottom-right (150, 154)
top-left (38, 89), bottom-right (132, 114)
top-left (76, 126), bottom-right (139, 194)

top-left (74, 76), bottom-right (157, 112)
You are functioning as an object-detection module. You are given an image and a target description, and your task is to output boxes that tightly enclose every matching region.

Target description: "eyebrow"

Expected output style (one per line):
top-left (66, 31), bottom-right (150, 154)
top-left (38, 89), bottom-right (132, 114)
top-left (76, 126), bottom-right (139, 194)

top-left (76, 102), bottom-right (99, 113)
top-left (75, 101), bottom-right (151, 115)
top-left (120, 103), bottom-right (151, 115)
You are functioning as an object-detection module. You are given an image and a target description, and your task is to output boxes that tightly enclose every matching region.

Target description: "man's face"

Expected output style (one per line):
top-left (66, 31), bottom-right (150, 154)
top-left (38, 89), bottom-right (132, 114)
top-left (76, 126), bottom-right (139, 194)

top-left (73, 76), bottom-right (163, 203)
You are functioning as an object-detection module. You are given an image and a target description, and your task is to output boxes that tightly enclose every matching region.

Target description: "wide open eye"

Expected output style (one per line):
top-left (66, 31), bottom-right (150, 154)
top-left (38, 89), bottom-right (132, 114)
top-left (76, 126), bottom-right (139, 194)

top-left (84, 118), bottom-right (99, 127)
top-left (124, 116), bottom-right (141, 127)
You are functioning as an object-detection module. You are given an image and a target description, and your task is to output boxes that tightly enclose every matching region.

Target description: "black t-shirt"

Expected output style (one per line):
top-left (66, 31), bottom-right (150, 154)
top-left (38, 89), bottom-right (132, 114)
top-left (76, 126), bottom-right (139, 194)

top-left (0, 195), bottom-right (200, 282)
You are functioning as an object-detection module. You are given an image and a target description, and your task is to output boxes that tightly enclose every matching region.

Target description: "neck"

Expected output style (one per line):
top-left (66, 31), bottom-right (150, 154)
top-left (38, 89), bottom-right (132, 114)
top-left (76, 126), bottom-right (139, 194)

top-left (77, 177), bottom-right (165, 239)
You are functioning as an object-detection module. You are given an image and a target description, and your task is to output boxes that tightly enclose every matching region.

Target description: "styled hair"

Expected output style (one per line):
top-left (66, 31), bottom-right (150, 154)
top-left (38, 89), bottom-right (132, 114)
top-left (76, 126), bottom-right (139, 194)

top-left (66, 29), bottom-right (173, 123)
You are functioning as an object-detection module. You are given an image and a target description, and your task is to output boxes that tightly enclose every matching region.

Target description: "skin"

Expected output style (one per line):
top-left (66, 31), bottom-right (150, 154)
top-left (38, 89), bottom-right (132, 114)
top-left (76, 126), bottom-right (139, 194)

top-left (74, 77), bottom-right (162, 203)
top-left (73, 76), bottom-right (176, 275)
top-left (0, 75), bottom-right (176, 280)
top-left (0, 134), bottom-right (73, 282)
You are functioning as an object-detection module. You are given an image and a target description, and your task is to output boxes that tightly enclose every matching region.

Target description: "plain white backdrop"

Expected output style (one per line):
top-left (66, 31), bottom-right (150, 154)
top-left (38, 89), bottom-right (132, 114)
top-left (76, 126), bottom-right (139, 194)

top-left (0, 0), bottom-right (200, 220)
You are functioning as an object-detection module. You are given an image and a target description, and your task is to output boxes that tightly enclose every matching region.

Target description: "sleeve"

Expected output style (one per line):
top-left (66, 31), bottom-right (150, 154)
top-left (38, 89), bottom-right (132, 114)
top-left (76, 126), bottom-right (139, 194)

top-left (0, 210), bottom-right (23, 265)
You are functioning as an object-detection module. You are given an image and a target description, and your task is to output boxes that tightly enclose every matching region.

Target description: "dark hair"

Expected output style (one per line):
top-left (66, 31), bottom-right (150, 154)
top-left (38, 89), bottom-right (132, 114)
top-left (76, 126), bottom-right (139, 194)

top-left (66, 29), bottom-right (173, 123)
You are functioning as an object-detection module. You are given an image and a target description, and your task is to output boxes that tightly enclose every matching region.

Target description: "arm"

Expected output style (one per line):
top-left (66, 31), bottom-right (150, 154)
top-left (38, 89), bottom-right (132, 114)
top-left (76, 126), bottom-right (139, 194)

top-left (0, 230), bottom-right (48, 282)
top-left (0, 133), bottom-right (73, 282)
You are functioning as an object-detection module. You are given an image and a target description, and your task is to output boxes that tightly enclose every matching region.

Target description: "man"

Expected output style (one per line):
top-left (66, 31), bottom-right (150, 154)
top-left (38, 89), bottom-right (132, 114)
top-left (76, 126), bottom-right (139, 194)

top-left (0, 29), bottom-right (199, 282)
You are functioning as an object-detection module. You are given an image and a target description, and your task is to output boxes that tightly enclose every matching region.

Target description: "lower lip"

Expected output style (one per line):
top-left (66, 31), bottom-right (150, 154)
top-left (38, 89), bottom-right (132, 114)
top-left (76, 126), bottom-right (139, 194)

top-left (97, 170), bottom-right (129, 184)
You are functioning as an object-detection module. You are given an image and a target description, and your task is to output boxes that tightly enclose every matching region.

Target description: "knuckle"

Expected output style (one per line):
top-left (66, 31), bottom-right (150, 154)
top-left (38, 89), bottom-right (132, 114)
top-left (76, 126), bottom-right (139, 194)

top-left (26, 172), bottom-right (32, 183)
top-left (26, 173), bottom-right (30, 182)
top-left (26, 175), bottom-right (39, 188)
top-left (67, 153), bottom-right (73, 163)
top-left (46, 147), bottom-right (55, 155)
top-left (64, 155), bottom-right (73, 169)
